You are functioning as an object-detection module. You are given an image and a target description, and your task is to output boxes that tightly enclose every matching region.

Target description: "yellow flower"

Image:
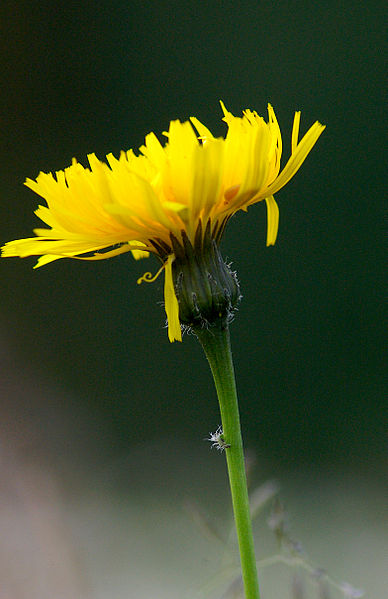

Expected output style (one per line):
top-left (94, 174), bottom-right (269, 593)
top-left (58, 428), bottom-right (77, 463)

top-left (2, 103), bottom-right (325, 342)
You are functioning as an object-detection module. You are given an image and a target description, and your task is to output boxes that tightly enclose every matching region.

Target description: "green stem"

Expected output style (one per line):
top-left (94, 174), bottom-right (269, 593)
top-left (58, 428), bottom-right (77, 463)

top-left (196, 322), bottom-right (260, 599)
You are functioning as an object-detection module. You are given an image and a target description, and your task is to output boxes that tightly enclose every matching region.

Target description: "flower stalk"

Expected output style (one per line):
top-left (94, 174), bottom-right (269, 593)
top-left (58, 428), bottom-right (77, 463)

top-left (196, 322), bottom-right (260, 599)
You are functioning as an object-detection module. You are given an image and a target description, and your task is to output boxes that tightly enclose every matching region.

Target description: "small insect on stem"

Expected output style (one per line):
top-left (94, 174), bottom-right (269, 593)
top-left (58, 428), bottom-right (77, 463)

top-left (206, 426), bottom-right (231, 451)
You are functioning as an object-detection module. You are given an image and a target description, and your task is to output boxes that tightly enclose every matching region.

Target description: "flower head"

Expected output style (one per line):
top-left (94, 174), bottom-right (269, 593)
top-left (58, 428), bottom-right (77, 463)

top-left (2, 103), bottom-right (325, 341)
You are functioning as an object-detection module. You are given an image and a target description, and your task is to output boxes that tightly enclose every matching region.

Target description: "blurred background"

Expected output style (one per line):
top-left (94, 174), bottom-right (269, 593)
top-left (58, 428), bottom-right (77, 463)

top-left (0, 1), bottom-right (385, 597)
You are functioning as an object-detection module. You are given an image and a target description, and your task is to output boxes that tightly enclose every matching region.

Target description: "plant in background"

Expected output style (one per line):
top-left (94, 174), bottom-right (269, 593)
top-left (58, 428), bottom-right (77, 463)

top-left (187, 483), bottom-right (364, 598)
top-left (2, 102), bottom-right (325, 598)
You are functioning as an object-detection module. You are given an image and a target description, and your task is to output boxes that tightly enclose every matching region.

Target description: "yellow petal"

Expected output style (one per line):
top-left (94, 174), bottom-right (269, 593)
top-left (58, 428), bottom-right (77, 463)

top-left (265, 121), bottom-right (326, 198)
top-left (164, 254), bottom-right (182, 342)
top-left (265, 195), bottom-right (279, 246)
top-left (291, 111), bottom-right (301, 153)
top-left (190, 117), bottom-right (215, 142)
top-left (34, 254), bottom-right (65, 268)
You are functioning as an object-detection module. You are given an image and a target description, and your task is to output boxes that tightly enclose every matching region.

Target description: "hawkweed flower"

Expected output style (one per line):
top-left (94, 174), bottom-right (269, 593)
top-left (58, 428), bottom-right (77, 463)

top-left (2, 103), bottom-right (325, 599)
top-left (2, 103), bottom-right (324, 342)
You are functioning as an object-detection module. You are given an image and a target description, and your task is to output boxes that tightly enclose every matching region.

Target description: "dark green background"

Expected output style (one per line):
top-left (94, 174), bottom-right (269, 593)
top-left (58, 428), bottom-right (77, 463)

top-left (0, 1), bottom-right (385, 472)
